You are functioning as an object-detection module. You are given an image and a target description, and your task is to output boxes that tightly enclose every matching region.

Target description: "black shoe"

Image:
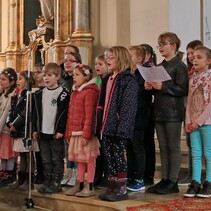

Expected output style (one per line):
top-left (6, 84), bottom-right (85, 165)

top-left (45, 182), bottom-right (62, 194)
top-left (183, 180), bottom-right (201, 197)
top-left (156, 180), bottom-right (179, 194)
top-left (146, 179), bottom-right (168, 193)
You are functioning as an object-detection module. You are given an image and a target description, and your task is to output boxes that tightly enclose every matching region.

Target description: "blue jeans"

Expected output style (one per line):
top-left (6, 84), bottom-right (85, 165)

top-left (190, 125), bottom-right (211, 183)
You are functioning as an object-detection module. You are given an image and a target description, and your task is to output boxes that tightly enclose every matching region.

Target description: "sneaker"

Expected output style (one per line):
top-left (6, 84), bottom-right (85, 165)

top-left (183, 180), bottom-right (201, 197)
top-left (197, 181), bottom-right (211, 198)
top-left (127, 179), bottom-right (145, 192)
top-left (0, 172), bottom-right (15, 187)
top-left (178, 175), bottom-right (192, 186)
top-left (67, 168), bottom-right (77, 186)
top-left (61, 168), bottom-right (72, 186)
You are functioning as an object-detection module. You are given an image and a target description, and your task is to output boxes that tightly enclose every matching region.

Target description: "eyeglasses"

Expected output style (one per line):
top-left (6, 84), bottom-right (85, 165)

top-left (63, 59), bottom-right (77, 63)
top-left (156, 42), bottom-right (174, 49)
top-left (104, 56), bottom-right (115, 61)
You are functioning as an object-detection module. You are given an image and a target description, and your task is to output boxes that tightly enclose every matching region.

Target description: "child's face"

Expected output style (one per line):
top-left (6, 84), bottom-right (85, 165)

top-left (157, 38), bottom-right (176, 59)
top-left (17, 74), bottom-right (27, 91)
top-left (64, 54), bottom-right (78, 75)
top-left (105, 52), bottom-right (118, 72)
top-left (43, 72), bottom-right (60, 89)
top-left (193, 50), bottom-right (211, 72)
top-left (187, 47), bottom-right (194, 64)
top-left (129, 49), bottom-right (143, 66)
top-left (95, 58), bottom-right (107, 76)
top-left (0, 74), bottom-right (12, 90)
top-left (33, 66), bottom-right (43, 84)
top-left (73, 68), bottom-right (87, 88)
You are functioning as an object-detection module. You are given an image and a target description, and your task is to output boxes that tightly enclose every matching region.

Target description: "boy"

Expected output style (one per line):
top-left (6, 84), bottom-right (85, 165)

top-left (32, 62), bottom-right (70, 194)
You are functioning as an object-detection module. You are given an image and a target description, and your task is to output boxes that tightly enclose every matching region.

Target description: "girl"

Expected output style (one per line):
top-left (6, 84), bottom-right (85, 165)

top-left (95, 54), bottom-right (108, 87)
top-left (0, 68), bottom-right (18, 187)
top-left (145, 32), bottom-right (189, 194)
top-left (140, 44), bottom-right (157, 186)
top-left (96, 46), bottom-right (138, 201)
top-left (184, 46), bottom-right (211, 198)
top-left (126, 45), bottom-right (152, 192)
top-left (65, 64), bottom-right (100, 197)
top-left (60, 51), bottom-right (82, 187)
top-left (7, 70), bottom-right (39, 190)
top-left (179, 40), bottom-right (203, 186)
top-left (94, 54), bottom-right (108, 187)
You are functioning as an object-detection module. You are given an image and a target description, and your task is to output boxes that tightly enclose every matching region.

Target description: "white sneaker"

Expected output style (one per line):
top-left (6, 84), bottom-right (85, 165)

top-left (61, 168), bottom-right (72, 186)
top-left (67, 168), bottom-right (77, 186)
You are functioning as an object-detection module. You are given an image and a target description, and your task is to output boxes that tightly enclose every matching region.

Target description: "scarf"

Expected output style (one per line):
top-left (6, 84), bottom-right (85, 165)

top-left (192, 69), bottom-right (211, 105)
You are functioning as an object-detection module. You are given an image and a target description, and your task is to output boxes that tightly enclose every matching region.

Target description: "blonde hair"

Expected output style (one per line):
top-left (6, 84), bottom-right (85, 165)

top-left (43, 62), bottom-right (61, 77)
top-left (106, 46), bottom-right (133, 73)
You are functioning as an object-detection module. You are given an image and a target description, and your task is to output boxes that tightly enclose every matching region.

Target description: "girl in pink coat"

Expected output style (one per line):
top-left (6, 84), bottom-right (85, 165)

top-left (65, 64), bottom-right (100, 197)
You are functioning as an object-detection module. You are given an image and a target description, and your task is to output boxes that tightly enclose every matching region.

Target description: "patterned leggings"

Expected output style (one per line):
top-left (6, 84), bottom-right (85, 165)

top-left (102, 136), bottom-right (127, 177)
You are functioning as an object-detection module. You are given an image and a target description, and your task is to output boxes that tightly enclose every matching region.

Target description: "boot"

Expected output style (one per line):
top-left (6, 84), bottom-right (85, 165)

top-left (100, 178), bottom-right (128, 202)
top-left (8, 171), bottom-right (25, 189)
top-left (75, 182), bottom-right (95, 197)
top-left (37, 174), bottom-right (51, 193)
top-left (99, 177), bottom-right (115, 200)
top-left (45, 175), bottom-right (62, 194)
top-left (65, 181), bottom-right (83, 196)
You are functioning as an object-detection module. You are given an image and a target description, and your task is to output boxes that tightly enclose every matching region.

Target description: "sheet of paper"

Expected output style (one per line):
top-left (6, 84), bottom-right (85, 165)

top-left (137, 65), bottom-right (171, 82)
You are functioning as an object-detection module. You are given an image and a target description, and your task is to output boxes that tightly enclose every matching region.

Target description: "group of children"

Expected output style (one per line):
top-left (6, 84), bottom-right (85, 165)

top-left (0, 31), bottom-right (211, 202)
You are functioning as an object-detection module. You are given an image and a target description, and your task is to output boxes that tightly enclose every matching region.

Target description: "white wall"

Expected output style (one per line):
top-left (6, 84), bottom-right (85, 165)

top-left (169, 0), bottom-right (201, 53)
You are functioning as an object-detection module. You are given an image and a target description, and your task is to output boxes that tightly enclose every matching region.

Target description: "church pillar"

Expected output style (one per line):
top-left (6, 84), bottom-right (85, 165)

top-left (71, 0), bottom-right (93, 65)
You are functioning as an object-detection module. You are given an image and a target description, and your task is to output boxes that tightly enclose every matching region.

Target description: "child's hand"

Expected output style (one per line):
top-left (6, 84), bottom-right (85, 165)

top-left (189, 122), bottom-right (199, 131)
top-left (185, 123), bottom-right (191, 132)
top-left (144, 82), bottom-right (153, 90)
top-left (55, 132), bottom-right (64, 139)
top-left (82, 138), bottom-right (88, 146)
top-left (10, 124), bottom-right (16, 132)
top-left (33, 132), bottom-right (38, 140)
top-left (151, 81), bottom-right (162, 90)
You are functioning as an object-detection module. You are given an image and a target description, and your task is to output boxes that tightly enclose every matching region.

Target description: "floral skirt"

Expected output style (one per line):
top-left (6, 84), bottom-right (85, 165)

top-left (13, 138), bottom-right (39, 153)
top-left (68, 135), bottom-right (100, 163)
top-left (0, 132), bottom-right (19, 159)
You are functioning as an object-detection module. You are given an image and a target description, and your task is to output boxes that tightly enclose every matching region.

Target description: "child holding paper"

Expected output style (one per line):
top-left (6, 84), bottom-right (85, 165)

top-left (145, 32), bottom-right (189, 194)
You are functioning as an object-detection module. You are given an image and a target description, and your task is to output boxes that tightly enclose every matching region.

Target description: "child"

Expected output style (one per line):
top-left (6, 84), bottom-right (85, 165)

top-left (184, 46), bottom-right (211, 198)
top-left (178, 40), bottom-right (203, 186)
top-left (7, 70), bottom-right (39, 190)
top-left (65, 64), bottom-right (100, 197)
top-left (96, 46), bottom-right (138, 202)
top-left (94, 54), bottom-right (109, 187)
top-left (145, 32), bottom-right (189, 194)
top-left (33, 63), bottom-right (45, 184)
top-left (0, 68), bottom-right (18, 187)
top-left (126, 45), bottom-right (152, 192)
top-left (32, 63), bottom-right (70, 194)
top-left (140, 43), bottom-right (157, 185)
top-left (60, 51), bottom-right (82, 187)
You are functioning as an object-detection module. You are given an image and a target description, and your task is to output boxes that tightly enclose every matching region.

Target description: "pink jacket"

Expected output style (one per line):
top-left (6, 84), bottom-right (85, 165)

top-left (65, 78), bottom-right (99, 140)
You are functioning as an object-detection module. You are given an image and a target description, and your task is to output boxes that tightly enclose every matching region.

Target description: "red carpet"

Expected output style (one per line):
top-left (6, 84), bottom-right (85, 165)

top-left (127, 198), bottom-right (211, 211)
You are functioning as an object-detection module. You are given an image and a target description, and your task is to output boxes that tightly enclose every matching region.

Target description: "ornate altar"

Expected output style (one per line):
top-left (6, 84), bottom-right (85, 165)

top-left (0, 0), bottom-right (94, 71)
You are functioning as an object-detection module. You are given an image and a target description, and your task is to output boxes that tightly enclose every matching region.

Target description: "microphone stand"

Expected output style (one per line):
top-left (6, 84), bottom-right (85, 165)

top-left (23, 41), bottom-right (35, 209)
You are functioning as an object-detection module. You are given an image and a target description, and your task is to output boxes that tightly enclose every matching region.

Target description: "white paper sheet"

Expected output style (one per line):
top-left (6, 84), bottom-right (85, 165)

top-left (137, 65), bottom-right (171, 82)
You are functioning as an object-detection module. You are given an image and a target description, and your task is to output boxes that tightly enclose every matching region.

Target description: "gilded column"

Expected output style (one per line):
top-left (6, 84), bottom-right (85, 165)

top-left (72, 0), bottom-right (92, 36)
top-left (54, 0), bottom-right (62, 41)
top-left (8, 0), bottom-right (16, 50)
